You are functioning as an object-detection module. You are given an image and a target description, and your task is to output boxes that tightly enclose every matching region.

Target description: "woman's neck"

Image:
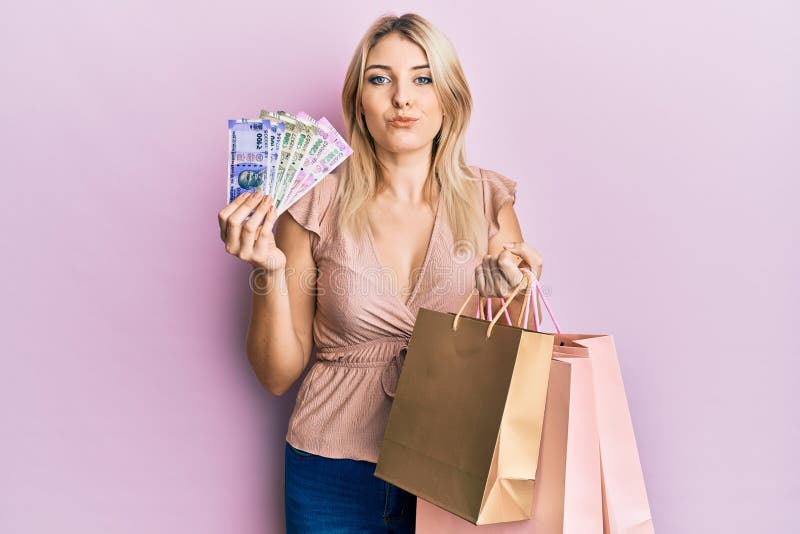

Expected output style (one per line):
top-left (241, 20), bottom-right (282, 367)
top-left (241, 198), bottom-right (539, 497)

top-left (375, 145), bottom-right (435, 205)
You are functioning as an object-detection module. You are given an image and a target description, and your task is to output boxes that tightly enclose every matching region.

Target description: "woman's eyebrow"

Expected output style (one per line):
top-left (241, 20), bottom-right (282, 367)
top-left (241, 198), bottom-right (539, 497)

top-left (365, 64), bottom-right (430, 71)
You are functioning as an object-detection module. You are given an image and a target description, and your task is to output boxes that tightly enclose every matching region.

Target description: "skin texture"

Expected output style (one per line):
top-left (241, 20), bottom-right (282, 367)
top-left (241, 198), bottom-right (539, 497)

top-left (217, 31), bottom-right (543, 395)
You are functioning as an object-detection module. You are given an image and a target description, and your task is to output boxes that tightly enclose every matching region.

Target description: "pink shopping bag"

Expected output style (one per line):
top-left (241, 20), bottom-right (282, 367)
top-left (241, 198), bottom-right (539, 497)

top-left (552, 335), bottom-right (654, 534)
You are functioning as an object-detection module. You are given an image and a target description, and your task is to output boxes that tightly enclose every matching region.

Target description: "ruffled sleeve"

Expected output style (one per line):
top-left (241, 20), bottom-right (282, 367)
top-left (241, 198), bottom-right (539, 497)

top-left (283, 173), bottom-right (338, 250)
top-left (480, 167), bottom-right (518, 241)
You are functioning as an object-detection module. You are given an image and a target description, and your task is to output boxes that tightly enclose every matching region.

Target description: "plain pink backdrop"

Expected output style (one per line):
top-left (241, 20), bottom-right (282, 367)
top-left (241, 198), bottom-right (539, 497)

top-left (1, 1), bottom-right (797, 533)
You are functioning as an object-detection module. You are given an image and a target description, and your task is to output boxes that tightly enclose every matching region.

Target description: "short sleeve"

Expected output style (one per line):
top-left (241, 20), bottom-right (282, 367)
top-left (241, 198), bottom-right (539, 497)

top-left (480, 168), bottom-right (518, 241)
top-left (283, 173), bottom-right (338, 245)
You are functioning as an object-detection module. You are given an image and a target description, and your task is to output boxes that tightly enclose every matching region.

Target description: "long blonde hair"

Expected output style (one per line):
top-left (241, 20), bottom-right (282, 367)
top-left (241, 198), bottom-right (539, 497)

top-left (336, 13), bottom-right (484, 250)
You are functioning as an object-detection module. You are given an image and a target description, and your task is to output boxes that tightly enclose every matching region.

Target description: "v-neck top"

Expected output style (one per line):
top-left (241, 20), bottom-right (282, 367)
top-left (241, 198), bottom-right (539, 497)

top-left (283, 165), bottom-right (517, 462)
top-left (364, 190), bottom-right (443, 309)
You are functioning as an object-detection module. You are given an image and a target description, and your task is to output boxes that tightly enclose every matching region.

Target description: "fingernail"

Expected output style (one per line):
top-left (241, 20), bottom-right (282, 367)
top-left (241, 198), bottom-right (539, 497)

top-left (503, 242), bottom-right (515, 248)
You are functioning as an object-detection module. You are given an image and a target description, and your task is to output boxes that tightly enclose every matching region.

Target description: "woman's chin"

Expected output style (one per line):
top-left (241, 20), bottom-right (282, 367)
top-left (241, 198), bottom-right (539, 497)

top-left (378, 136), bottom-right (434, 154)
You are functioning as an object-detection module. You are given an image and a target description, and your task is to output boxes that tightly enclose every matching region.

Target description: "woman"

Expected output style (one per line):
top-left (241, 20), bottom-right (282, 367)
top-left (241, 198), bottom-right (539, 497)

top-left (218, 13), bottom-right (543, 533)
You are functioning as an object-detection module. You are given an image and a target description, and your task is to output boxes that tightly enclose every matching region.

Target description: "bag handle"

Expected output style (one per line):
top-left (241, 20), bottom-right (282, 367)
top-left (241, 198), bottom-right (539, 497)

top-left (486, 270), bottom-right (537, 337)
top-left (474, 296), bottom-right (513, 326)
top-left (452, 268), bottom-right (562, 337)
top-left (453, 271), bottom-right (533, 334)
top-left (517, 267), bottom-right (562, 334)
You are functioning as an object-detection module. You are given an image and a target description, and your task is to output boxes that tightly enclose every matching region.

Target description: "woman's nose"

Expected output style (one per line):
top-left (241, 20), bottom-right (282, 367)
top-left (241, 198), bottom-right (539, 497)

top-left (392, 84), bottom-right (411, 108)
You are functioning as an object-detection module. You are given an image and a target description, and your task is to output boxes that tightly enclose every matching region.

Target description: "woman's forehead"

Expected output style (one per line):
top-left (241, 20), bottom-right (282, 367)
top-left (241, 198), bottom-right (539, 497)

top-left (366, 33), bottom-right (429, 69)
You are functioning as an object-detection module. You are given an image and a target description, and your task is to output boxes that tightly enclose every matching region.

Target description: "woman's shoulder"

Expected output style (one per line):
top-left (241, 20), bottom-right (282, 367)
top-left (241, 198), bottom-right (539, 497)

top-left (465, 165), bottom-right (518, 240)
top-left (282, 171), bottom-right (341, 239)
top-left (466, 164), bottom-right (517, 187)
top-left (465, 165), bottom-right (518, 204)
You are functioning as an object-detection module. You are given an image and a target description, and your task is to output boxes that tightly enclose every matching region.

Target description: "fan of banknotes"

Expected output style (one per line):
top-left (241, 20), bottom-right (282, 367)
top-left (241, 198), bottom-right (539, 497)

top-left (227, 110), bottom-right (352, 214)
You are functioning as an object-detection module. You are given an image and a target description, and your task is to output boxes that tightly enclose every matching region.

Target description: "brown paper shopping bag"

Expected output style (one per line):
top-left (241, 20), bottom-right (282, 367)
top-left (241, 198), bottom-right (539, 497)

top-left (375, 272), bottom-right (554, 525)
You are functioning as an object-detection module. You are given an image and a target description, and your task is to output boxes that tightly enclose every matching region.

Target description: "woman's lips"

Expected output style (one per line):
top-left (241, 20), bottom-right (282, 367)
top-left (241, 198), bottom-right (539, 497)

top-left (388, 118), bottom-right (419, 128)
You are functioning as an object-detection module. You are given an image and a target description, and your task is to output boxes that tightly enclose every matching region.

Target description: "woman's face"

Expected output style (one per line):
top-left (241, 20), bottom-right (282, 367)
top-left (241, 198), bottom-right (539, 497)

top-left (361, 32), bottom-right (444, 157)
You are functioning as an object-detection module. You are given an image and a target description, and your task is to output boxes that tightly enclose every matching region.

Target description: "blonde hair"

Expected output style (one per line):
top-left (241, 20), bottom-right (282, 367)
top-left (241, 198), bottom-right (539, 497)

top-left (336, 12), bottom-right (484, 251)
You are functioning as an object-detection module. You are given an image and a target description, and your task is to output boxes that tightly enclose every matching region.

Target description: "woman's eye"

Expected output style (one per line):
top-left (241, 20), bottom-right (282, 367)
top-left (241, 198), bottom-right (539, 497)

top-left (367, 75), bottom-right (433, 85)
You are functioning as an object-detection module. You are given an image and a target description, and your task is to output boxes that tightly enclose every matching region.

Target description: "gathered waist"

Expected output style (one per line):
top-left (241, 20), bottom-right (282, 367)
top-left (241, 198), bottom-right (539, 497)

top-left (314, 336), bottom-right (409, 364)
top-left (316, 359), bottom-right (395, 368)
top-left (312, 336), bottom-right (409, 398)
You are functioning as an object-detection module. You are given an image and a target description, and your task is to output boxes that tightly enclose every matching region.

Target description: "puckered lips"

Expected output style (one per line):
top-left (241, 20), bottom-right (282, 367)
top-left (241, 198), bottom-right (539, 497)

top-left (387, 114), bottom-right (420, 128)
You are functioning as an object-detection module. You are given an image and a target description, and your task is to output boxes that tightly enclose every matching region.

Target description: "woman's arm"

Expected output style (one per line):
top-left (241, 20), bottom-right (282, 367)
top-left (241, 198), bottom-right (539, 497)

top-left (244, 211), bottom-right (317, 396)
top-left (484, 203), bottom-right (544, 328)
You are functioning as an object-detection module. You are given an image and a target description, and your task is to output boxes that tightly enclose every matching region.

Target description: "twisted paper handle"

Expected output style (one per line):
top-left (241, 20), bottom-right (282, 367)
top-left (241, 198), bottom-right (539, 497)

top-left (453, 271), bottom-right (533, 334)
top-left (516, 267), bottom-right (561, 334)
top-left (453, 268), bottom-right (561, 337)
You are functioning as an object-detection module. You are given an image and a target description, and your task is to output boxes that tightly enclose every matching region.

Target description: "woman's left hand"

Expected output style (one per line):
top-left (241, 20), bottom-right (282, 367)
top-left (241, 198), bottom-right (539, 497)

top-left (474, 241), bottom-right (544, 298)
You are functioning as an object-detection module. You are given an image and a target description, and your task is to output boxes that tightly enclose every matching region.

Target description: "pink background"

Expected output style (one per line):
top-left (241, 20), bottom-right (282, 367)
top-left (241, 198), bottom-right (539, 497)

top-left (1, 1), bottom-right (797, 532)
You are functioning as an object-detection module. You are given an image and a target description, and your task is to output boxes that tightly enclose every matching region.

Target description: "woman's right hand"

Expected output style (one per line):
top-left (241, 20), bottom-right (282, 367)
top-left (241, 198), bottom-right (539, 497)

top-left (218, 191), bottom-right (285, 272)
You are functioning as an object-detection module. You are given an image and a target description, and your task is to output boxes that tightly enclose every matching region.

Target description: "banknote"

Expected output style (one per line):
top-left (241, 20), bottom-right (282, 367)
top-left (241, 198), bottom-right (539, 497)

top-left (259, 110), bottom-right (301, 203)
top-left (227, 119), bottom-right (270, 204)
top-left (282, 111), bottom-right (330, 205)
top-left (228, 111), bottom-right (352, 213)
top-left (279, 115), bottom-right (353, 212)
top-left (260, 110), bottom-right (318, 208)
top-left (264, 121), bottom-right (285, 198)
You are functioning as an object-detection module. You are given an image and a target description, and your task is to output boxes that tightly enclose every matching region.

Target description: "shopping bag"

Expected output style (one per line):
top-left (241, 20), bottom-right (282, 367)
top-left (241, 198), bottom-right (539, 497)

top-left (415, 270), bottom-right (654, 533)
top-left (551, 335), bottom-right (654, 533)
top-left (375, 271), bottom-right (555, 525)
top-left (415, 355), bottom-right (603, 533)
top-left (521, 270), bottom-right (653, 533)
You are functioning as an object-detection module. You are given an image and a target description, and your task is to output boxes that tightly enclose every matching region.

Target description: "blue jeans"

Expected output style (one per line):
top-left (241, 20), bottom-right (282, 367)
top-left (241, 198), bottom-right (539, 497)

top-left (284, 441), bottom-right (417, 533)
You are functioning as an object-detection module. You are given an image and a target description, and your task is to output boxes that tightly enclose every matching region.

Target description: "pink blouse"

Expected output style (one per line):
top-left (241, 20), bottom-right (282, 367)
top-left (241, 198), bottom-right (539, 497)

top-left (283, 165), bottom-right (518, 462)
